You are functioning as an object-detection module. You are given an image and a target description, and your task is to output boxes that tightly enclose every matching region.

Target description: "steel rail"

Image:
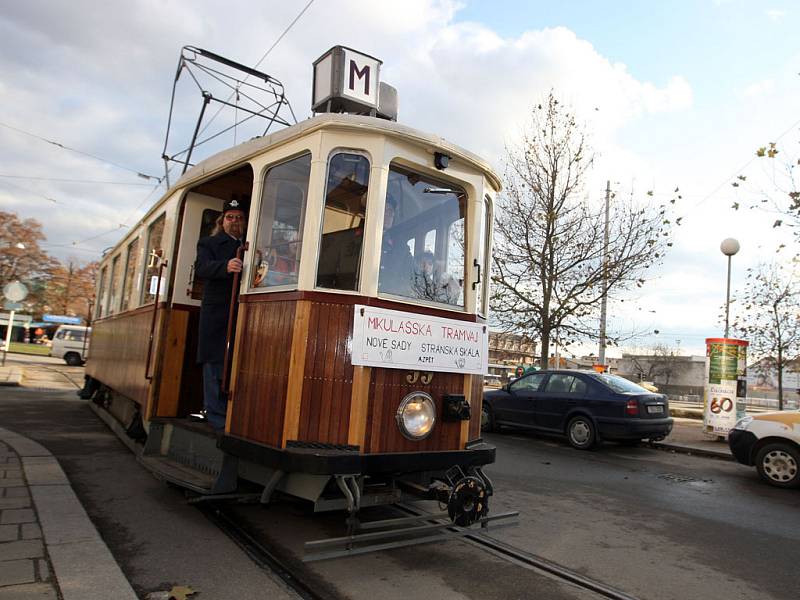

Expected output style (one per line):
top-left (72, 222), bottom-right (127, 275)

top-left (396, 504), bottom-right (642, 600)
top-left (196, 502), bottom-right (336, 600)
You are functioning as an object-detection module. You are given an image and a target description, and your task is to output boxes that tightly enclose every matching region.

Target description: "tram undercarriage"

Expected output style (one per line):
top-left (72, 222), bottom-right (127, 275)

top-left (84, 382), bottom-right (517, 559)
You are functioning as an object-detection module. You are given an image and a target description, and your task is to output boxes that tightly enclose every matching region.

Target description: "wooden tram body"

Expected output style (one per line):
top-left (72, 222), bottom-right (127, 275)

top-left (85, 65), bottom-right (501, 527)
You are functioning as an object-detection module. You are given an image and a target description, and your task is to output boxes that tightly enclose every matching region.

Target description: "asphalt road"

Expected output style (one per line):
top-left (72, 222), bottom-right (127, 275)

top-left (1, 354), bottom-right (798, 600)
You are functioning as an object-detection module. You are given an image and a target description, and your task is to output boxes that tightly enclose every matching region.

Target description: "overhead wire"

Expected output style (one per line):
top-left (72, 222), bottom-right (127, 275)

top-left (195, 0), bottom-right (314, 138)
top-left (0, 174), bottom-right (152, 186)
top-left (0, 120), bottom-right (163, 182)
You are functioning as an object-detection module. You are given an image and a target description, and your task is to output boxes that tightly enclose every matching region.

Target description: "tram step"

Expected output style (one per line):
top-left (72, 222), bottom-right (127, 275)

top-left (139, 455), bottom-right (218, 494)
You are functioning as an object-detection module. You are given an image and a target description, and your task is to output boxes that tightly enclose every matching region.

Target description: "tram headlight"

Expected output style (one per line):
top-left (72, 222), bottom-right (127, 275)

top-left (396, 392), bottom-right (436, 440)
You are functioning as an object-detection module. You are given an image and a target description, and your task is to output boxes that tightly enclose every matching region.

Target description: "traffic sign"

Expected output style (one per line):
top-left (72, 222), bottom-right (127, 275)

top-left (43, 314), bottom-right (82, 325)
top-left (3, 302), bottom-right (22, 311)
top-left (2, 281), bottom-right (28, 303)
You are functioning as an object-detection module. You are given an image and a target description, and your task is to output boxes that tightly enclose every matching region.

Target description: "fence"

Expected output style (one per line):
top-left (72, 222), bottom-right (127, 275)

top-left (668, 394), bottom-right (799, 410)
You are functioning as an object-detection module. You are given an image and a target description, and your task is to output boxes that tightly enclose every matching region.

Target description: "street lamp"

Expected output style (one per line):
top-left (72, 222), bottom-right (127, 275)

top-left (720, 238), bottom-right (740, 339)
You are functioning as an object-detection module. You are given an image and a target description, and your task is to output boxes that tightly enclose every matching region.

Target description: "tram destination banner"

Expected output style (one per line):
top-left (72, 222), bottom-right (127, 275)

top-left (352, 305), bottom-right (488, 375)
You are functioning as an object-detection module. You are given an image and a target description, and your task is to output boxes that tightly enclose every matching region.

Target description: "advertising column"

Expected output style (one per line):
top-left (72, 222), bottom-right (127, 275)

top-left (703, 338), bottom-right (748, 437)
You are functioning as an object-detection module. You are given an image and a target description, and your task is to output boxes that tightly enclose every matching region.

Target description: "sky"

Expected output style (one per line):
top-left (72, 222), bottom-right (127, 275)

top-left (1, 0), bottom-right (798, 358)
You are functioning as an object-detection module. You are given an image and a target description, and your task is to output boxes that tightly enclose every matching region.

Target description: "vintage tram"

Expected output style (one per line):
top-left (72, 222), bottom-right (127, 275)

top-left (82, 46), bottom-right (506, 546)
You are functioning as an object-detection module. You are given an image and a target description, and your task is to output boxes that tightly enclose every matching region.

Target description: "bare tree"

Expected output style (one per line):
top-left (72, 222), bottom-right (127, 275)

top-left (44, 259), bottom-right (98, 322)
top-left (732, 261), bottom-right (800, 410)
top-left (491, 92), bottom-right (676, 368)
top-left (629, 344), bottom-right (683, 385)
top-left (0, 211), bottom-right (58, 315)
top-left (731, 140), bottom-right (799, 246)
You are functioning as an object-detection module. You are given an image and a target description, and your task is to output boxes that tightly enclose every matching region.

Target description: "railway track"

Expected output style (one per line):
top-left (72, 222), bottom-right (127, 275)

top-left (197, 502), bottom-right (341, 600)
top-left (396, 503), bottom-right (641, 600)
top-left (200, 498), bottom-right (640, 600)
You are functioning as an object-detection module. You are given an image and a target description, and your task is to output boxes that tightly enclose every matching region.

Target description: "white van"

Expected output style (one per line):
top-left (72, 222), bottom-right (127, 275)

top-left (50, 325), bottom-right (91, 366)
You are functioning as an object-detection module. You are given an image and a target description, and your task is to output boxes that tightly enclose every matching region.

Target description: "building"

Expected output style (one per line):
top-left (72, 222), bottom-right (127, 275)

top-left (488, 332), bottom-right (537, 384)
top-left (614, 353), bottom-right (706, 396)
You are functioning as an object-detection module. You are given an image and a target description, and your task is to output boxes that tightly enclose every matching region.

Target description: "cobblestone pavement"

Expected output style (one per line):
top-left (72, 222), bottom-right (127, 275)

top-left (0, 442), bottom-right (58, 599)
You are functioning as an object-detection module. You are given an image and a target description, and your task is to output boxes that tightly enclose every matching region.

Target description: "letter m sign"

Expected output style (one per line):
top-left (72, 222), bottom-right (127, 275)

top-left (341, 48), bottom-right (379, 107)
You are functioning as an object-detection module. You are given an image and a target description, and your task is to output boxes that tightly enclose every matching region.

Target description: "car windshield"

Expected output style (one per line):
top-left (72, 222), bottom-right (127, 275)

top-left (592, 374), bottom-right (650, 394)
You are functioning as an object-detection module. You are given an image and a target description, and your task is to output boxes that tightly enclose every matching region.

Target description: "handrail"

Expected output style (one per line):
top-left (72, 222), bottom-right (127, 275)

top-left (222, 242), bottom-right (248, 394)
top-left (145, 250), bottom-right (167, 381)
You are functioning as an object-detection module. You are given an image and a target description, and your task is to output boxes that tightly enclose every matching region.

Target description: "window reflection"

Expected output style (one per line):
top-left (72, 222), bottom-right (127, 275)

top-left (252, 154), bottom-right (311, 289)
top-left (120, 238), bottom-right (139, 312)
top-left (142, 213), bottom-right (166, 304)
top-left (378, 165), bottom-right (465, 307)
top-left (316, 153), bottom-right (370, 291)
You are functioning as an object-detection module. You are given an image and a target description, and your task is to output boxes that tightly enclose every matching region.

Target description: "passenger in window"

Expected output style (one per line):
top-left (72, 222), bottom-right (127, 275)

top-left (193, 197), bottom-right (248, 431)
top-left (410, 251), bottom-right (463, 305)
top-left (378, 194), bottom-right (414, 296)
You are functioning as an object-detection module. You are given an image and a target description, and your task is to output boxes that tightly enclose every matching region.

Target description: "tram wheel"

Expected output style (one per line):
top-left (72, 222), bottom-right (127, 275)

top-left (447, 476), bottom-right (489, 527)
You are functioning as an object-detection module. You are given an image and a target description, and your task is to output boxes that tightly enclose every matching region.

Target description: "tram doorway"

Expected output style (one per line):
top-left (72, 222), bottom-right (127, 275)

top-left (157, 165), bottom-right (254, 419)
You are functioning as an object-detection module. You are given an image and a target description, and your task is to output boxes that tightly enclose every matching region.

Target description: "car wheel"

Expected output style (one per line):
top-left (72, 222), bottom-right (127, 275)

top-left (481, 403), bottom-right (496, 433)
top-left (64, 352), bottom-right (82, 366)
top-left (755, 443), bottom-right (800, 488)
top-left (566, 415), bottom-right (596, 450)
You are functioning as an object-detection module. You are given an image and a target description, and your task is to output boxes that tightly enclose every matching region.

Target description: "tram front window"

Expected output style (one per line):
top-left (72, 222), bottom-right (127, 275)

top-left (316, 152), bottom-right (370, 291)
top-left (252, 153), bottom-right (311, 289)
top-left (378, 165), bottom-right (465, 307)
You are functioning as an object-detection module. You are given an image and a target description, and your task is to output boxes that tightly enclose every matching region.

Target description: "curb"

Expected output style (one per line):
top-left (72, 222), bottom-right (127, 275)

top-left (651, 441), bottom-right (733, 461)
top-left (0, 368), bottom-right (23, 387)
top-left (670, 408), bottom-right (702, 420)
top-left (0, 427), bottom-right (138, 600)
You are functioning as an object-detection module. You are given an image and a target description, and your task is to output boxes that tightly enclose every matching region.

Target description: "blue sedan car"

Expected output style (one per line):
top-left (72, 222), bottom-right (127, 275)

top-left (482, 370), bottom-right (673, 450)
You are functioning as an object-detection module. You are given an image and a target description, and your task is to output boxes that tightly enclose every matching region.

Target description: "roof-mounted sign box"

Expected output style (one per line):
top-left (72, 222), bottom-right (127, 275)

top-left (312, 46), bottom-right (382, 115)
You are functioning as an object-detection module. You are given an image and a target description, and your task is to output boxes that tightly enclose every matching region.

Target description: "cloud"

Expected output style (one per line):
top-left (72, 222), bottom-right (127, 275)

top-left (766, 9), bottom-right (786, 21)
top-left (743, 79), bottom-right (776, 97)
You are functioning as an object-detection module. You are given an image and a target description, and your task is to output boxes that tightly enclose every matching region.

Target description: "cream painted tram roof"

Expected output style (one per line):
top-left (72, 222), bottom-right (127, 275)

top-left (174, 113), bottom-right (501, 192)
top-left (106, 113), bottom-right (501, 256)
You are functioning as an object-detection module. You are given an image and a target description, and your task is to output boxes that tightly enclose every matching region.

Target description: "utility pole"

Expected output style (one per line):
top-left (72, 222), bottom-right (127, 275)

top-left (62, 262), bottom-right (74, 315)
top-left (598, 180), bottom-right (611, 365)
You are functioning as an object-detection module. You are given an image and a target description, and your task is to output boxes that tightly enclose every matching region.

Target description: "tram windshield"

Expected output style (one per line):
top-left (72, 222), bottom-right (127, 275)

top-left (316, 152), bottom-right (370, 291)
top-left (378, 164), bottom-right (465, 307)
top-left (252, 153), bottom-right (312, 289)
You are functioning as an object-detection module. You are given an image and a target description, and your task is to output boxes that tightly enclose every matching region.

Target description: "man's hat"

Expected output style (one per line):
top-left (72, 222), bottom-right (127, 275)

top-left (223, 194), bottom-right (248, 214)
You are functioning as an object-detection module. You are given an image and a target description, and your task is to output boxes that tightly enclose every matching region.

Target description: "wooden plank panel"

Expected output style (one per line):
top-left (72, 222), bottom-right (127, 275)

top-left (347, 366), bottom-right (371, 448)
top-left (297, 302), bottom-right (355, 446)
top-left (281, 301), bottom-right (311, 446)
top-left (85, 308), bottom-right (154, 407)
top-left (365, 368), bottom-right (464, 454)
top-left (155, 309), bottom-right (189, 417)
top-left (228, 300), bottom-right (295, 446)
top-left (469, 374), bottom-right (484, 441)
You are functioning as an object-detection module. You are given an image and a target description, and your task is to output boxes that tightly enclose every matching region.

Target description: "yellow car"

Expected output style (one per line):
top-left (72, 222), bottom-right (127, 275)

top-left (729, 411), bottom-right (800, 488)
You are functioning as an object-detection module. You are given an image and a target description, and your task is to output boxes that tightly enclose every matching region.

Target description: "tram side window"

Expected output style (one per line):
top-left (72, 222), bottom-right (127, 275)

top-left (252, 153), bottom-right (311, 289)
top-left (378, 165), bottom-right (466, 307)
top-left (142, 213), bottom-right (166, 304)
top-left (120, 238), bottom-right (140, 312)
top-left (108, 255), bottom-right (121, 315)
top-left (477, 196), bottom-right (491, 316)
top-left (316, 153), bottom-right (370, 291)
top-left (95, 266), bottom-right (107, 319)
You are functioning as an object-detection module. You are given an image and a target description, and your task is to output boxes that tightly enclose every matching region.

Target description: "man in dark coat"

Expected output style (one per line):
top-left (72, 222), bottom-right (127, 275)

top-left (195, 198), bottom-right (247, 431)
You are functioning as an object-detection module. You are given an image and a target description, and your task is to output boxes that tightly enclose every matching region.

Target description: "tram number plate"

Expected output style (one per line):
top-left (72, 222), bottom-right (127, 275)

top-left (647, 405), bottom-right (664, 414)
